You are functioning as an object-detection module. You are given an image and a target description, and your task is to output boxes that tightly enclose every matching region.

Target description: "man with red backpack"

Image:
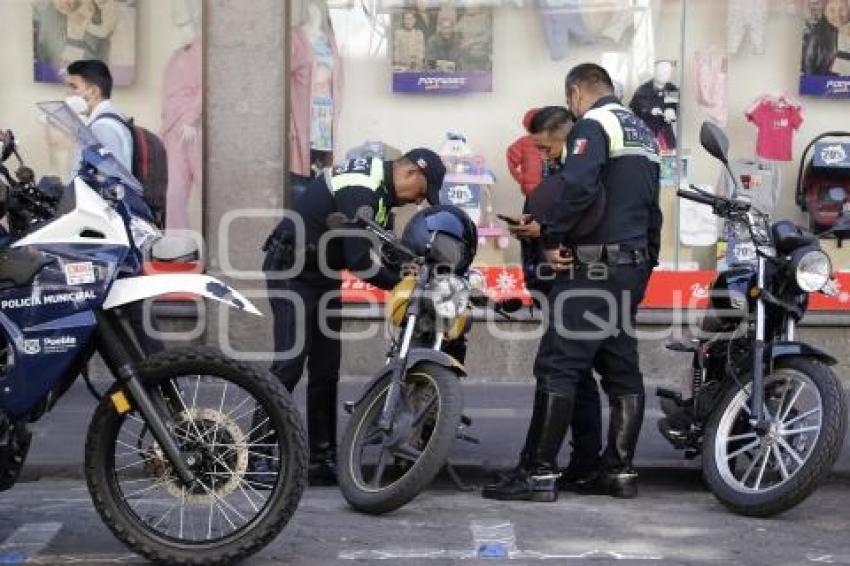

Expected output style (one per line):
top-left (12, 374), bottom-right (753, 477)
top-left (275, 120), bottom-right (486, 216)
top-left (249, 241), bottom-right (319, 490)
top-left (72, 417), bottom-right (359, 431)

top-left (65, 60), bottom-right (168, 228)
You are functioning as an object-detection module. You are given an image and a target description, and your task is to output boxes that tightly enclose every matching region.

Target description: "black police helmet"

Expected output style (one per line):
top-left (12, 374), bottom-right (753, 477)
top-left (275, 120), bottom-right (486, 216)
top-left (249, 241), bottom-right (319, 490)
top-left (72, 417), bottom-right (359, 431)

top-left (401, 205), bottom-right (478, 274)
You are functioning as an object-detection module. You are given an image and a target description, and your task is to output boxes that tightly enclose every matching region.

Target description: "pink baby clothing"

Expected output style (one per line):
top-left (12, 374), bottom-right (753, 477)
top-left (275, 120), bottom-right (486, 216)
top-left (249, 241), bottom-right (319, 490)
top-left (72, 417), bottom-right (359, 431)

top-left (694, 48), bottom-right (728, 126)
top-left (746, 96), bottom-right (803, 162)
top-left (728, 0), bottom-right (767, 55)
top-left (290, 27), bottom-right (344, 177)
top-left (161, 38), bottom-right (202, 230)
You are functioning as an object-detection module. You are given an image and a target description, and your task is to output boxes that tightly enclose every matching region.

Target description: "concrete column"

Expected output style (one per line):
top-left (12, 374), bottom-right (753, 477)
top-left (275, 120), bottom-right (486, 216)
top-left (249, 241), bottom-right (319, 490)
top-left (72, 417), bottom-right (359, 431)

top-left (203, 0), bottom-right (288, 355)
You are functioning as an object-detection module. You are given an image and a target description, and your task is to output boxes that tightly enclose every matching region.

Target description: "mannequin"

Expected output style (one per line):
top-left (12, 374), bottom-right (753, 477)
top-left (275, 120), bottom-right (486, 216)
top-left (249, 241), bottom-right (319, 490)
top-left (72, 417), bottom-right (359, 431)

top-left (629, 60), bottom-right (679, 150)
top-left (290, 0), bottom-right (342, 180)
top-left (160, 0), bottom-right (202, 230)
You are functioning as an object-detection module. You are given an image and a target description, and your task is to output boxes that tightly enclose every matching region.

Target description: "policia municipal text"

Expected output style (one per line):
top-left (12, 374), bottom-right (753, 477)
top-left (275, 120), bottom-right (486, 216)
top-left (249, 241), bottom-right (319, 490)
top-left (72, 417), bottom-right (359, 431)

top-left (262, 149), bottom-right (446, 485)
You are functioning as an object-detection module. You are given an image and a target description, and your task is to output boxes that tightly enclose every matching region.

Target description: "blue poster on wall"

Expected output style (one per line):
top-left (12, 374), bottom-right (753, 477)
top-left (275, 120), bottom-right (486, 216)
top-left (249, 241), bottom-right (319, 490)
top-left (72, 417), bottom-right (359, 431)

top-left (390, 7), bottom-right (492, 95)
top-left (800, 3), bottom-right (850, 97)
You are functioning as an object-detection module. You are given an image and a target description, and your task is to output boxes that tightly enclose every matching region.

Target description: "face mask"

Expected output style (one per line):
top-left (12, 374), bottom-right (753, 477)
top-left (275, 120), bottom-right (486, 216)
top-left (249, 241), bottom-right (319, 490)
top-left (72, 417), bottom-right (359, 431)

top-left (65, 95), bottom-right (89, 116)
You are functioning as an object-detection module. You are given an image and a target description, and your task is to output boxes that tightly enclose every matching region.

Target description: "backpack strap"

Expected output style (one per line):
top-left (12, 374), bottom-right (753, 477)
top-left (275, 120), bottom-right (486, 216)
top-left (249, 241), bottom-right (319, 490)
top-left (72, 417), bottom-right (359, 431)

top-left (91, 112), bottom-right (134, 132)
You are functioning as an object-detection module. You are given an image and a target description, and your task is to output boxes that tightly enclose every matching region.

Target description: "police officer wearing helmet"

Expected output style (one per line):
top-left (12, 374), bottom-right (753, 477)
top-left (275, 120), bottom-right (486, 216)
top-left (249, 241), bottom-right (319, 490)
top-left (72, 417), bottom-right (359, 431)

top-left (262, 148), bottom-right (445, 486)
top-left (483, 63), bottom-right (661, 503)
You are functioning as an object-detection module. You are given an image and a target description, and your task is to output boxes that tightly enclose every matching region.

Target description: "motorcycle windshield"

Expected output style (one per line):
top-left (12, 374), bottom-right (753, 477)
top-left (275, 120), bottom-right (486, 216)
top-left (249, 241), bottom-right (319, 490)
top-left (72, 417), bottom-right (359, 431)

top-left (36, 101), bottom-right (144, 195)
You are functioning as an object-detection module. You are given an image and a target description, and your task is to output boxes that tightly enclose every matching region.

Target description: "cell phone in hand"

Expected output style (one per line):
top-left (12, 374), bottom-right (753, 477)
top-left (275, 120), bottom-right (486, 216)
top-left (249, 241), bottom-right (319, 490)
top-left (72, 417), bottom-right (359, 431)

top-left (497, 214), bottom-right (520, 226)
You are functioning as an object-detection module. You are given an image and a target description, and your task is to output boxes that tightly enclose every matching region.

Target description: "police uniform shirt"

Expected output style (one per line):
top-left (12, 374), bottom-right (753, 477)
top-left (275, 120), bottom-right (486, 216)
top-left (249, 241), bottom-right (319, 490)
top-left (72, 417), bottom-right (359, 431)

top-left (284, 157), bottom-right (401, 289)
top-left (531, 95), bottom-right (663, 267)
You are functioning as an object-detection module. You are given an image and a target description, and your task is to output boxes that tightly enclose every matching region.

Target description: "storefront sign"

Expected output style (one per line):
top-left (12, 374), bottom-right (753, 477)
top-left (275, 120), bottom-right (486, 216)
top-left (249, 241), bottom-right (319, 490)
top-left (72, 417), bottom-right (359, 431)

top-left (342, 269), bottom-right (850, 312)
top-left (393, 72), bottom-right (492, 94)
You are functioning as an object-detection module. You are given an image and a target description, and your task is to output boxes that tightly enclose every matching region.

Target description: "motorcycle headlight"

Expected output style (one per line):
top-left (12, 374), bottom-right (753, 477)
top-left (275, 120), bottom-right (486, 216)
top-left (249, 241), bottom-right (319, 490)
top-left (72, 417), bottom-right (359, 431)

top-left (129, 217), bottom-right (162, 255)
top-left (429, 275), bottom-right (470, 321)
top-left (791, 248), bottom-right (831, 292)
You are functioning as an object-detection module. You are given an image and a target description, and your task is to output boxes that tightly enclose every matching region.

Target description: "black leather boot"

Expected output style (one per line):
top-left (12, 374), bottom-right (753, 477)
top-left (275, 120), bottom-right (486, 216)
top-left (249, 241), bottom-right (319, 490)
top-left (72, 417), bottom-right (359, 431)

top-left (307, 382), bottom-right (338, 486)
top-left (491, 389), bottom-right (546, 485)
top-left (600, 394), bottom-right (644, 499)
top-left (557, 450), bottom-right (603, 493)
top-left (482, 392), bottom-right (572, 502)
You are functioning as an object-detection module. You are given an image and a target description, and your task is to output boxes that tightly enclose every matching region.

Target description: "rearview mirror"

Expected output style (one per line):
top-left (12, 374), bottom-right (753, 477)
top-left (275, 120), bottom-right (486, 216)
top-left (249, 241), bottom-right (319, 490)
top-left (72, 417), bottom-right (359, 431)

top-left (699, 121), bottom-right (730, 165)
top-left (0, 130), bottom-right (15, 163)
top-left (497, 297), bottom-right (523, 314)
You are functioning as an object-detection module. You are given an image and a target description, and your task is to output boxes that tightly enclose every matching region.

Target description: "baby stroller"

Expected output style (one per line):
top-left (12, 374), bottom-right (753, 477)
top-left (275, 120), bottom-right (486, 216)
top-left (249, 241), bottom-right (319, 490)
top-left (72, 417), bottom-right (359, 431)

top-left (796, 132), bottom-right (850, 236)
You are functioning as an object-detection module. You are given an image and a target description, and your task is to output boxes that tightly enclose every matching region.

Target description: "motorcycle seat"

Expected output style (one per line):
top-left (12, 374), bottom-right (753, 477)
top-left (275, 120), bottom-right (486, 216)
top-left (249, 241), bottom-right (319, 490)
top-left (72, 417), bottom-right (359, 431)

top-left (150, 236), bottom-right (199, 263)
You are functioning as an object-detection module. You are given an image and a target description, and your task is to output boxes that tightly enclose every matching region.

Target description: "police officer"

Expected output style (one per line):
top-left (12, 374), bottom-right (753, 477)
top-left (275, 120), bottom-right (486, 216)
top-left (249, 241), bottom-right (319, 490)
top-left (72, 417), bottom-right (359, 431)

top-left (483, 63), bottom-right (661, 502)
top-left (506, 106), bottom-right (604, 491)
top-left (262, 149), bottom-right (445, 486)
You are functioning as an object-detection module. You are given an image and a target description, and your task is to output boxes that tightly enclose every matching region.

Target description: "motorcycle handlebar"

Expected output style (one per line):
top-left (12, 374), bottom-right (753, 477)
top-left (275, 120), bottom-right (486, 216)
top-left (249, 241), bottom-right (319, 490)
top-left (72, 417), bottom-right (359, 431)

top-left (676, 186), bottom-right (719, 207)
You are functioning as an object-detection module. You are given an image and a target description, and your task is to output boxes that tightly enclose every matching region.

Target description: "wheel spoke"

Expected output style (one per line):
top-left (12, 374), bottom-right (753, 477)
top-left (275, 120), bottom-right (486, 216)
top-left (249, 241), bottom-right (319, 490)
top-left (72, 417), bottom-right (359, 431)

top-left (772, 444), bottom-right (790, 481)
top-left (740, 448), bottom-right (765, 485)
top-left (783, 408), bottom-right (821, 428)
top-left (393, 444), bottom-right (422, 463)
top-left (780, 426), bottom-right (820, 437)
top-left (361, 429), bottom-right (384, 446)
top-left (777, 437), bottom-right (805, 466)
top-left (726, 432), bottom-right (758, 443)
top-left (411, 396), bottom-right (438, 428)
top-left (371, 449), bottom-right (390, 488)
top-left (727, 439), bottom-right (760, 461)
top-left (753, 446), bottom-right (771, 490)
top-left (779, 382), bottom-right (805, 423)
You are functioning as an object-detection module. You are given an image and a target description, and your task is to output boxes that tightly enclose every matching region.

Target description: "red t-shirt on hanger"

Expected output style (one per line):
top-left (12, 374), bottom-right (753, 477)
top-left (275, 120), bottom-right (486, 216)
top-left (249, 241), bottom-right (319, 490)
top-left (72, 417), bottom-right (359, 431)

top-left (746, 97), bottom-right (803, 161)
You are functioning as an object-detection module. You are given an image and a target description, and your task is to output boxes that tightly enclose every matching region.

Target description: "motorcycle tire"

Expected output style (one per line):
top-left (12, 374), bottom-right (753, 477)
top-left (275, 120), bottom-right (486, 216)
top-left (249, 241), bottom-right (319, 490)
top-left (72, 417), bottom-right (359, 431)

top-left (338, 362), bottom-right (462, 515)
top-left (703, 357), bottom-right (846, 517)
top-left (84, 347), bottom-right (307, 565)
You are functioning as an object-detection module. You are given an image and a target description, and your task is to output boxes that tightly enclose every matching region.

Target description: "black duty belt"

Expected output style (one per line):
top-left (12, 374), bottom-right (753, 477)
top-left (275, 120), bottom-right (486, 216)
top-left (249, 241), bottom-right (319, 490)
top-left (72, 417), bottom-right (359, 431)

top-left (567, 243), bottom-right (646, 266)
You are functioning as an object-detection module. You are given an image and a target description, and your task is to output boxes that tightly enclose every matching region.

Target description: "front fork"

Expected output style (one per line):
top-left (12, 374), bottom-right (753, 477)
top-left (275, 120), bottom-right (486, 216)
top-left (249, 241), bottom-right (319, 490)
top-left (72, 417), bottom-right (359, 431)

top-left (750, 257), bottom-right (768, 429)
top-left (95, 310), bottom-right (195, 485)
top-left (377, 314), bottom-right (417, 432)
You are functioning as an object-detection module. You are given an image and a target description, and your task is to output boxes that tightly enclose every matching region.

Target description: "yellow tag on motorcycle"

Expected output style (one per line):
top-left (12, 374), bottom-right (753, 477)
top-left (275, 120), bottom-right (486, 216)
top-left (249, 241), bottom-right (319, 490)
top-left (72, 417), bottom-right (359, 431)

top-left (111, 391), bottom-right (131, 414)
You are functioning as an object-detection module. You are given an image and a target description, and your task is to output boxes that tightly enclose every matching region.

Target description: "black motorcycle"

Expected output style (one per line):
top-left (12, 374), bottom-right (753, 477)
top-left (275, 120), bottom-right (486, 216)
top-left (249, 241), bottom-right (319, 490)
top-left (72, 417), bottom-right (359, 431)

top-left (658, 122), bottom-right (848, 517)
top-left (332, 205), bottom-right (508, 515)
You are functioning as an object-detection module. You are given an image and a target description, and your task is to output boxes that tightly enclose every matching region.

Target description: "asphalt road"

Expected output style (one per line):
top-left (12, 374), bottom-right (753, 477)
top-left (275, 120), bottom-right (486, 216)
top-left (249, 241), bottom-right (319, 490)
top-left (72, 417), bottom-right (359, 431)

top-left (0, 476), bottom-right (849, 565)
top-left (0, 378), bottom-right (847, 564)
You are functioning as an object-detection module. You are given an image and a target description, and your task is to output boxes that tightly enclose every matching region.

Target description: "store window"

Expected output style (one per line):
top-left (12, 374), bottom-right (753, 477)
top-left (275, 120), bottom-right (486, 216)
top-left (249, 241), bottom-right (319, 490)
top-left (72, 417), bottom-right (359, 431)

top-left (288, 0), bottom-right (850, 310)
top-left (0, 0), bottom-right (205, 236)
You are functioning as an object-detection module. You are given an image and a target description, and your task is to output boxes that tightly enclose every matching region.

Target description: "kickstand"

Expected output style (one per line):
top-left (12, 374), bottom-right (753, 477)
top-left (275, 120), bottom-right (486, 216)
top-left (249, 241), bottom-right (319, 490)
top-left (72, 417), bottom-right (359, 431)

top-left (444, 460), bottom-right (474, 492)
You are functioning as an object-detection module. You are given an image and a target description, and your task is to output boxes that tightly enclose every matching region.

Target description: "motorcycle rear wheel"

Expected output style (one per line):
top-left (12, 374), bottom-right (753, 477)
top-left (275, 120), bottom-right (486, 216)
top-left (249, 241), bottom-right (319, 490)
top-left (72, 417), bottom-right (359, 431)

top-left (85, 347), bottom-right (307, 565)
top-left (338, 362), bottom-right (462, 515)
top-left (702, 358), bottom-right (846, 517)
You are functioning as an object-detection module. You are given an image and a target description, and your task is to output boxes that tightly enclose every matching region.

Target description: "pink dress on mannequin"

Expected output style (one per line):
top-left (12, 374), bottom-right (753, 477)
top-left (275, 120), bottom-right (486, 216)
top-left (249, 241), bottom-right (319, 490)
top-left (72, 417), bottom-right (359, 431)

top-left (161, 38), bottom-right (202, 230)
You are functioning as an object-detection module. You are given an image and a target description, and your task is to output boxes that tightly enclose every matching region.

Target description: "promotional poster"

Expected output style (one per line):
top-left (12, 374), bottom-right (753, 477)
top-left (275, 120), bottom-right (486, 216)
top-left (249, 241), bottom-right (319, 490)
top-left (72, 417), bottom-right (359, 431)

top-left (800, 0), bottom-right (850, 97)
top-left (391, 5), bottom-right (493, 94)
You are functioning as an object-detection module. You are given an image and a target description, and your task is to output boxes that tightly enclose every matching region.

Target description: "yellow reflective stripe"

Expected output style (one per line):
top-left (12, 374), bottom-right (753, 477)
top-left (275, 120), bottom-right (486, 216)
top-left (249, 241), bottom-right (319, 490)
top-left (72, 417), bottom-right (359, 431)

top-left (376, 199), bottom-right (388, 226)
top-left (583, 104), bottom-right (624, 155)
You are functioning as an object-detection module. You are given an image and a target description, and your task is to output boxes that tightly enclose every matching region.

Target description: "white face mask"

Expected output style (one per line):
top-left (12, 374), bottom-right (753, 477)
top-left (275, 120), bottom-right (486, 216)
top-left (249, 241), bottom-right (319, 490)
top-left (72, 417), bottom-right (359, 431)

top-left (65, 95), bottom-right (89, 116)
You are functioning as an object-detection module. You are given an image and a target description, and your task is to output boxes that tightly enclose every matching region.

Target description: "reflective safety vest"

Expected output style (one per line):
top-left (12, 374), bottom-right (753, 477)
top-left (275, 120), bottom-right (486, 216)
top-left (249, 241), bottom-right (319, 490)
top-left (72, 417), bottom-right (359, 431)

top-left (325, 157), bottom-right (391, 227)
top-left (583, 102), bottom-right (661, 164)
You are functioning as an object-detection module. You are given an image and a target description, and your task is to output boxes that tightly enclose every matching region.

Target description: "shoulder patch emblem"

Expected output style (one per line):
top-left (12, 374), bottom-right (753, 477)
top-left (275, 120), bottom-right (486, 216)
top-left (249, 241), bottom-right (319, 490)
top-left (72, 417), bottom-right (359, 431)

top-left (572, 138), bottom-right (588, 155)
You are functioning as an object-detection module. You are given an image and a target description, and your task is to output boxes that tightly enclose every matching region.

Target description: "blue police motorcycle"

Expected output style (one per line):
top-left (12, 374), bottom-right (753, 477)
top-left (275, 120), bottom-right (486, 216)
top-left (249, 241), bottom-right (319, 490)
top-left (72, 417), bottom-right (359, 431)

top-left (0, 103), bottom-right (306, 565)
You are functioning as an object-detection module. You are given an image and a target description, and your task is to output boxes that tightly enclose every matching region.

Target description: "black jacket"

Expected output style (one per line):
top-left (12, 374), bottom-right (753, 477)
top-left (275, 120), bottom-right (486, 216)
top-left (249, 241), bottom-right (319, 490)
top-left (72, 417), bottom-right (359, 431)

top-left (529, 95), bottom-right (662, 267)
top-left (266, 158), bottom-right (401, 289)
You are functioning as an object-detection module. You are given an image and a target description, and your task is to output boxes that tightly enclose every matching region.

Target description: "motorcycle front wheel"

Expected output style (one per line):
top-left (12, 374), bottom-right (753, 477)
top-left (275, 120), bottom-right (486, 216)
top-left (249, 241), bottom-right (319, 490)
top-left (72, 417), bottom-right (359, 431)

top-left (702, 357), bottom-right (847, 517)
top-left (85, 347), bottom-right (307, 565)
top-left (338, 362), bottom-right (462, 515)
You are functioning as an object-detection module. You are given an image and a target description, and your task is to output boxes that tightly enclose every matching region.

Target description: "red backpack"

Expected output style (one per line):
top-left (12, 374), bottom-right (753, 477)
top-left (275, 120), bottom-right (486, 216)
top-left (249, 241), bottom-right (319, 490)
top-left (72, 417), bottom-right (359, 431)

top-left (93, 113), bottom-right (169, 228)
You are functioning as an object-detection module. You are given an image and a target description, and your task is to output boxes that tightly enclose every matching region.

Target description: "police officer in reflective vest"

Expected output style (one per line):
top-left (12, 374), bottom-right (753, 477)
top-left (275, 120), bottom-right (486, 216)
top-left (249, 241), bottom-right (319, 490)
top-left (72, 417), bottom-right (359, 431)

top-left (262, 149), bottom-right (445, 485)
top-left (483, 64), bottom-right (662, 502)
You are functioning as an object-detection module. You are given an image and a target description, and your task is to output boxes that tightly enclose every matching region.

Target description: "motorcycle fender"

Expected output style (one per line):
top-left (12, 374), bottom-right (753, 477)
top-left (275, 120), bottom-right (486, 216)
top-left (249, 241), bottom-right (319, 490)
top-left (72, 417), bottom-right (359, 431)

top-left (764, 341), bottom-right (837, 366)
top-left (102, 274), bottom-right (262, 316)
top-left (347, 349), bottom-right (466, 411)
